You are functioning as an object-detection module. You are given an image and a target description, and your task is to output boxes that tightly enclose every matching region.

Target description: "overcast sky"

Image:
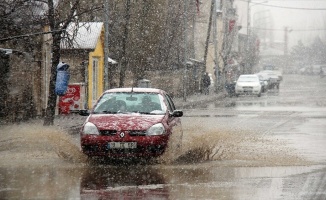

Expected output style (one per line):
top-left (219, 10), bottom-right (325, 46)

top-left (234, 0), bottom-right (326, 48)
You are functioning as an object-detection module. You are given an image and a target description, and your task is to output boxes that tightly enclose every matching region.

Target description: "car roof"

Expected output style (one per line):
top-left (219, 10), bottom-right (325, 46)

top-left (104, 87), bottom-right (165, 94)
top-left (239, 74), bottom-right (259, 78)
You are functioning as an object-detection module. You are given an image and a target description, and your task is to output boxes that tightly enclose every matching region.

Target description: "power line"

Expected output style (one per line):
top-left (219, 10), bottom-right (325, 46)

top-left (265, 0), bottom-right (326, 1)
top-left (249, 27), bottom-right (326, 31)
top-left (239, 0), bottom-right (326, 10)
top-left (0, 30), bottom-right (63, 42)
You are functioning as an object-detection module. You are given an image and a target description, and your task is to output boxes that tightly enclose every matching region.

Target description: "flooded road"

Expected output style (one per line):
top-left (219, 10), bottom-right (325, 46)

top-left (0, 74), bottom-right (326, 199)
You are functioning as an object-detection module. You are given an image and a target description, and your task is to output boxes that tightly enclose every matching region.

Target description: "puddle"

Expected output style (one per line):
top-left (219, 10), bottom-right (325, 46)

top-left (0, 122), bottom-right (320, 200)
top-left (0, 119), bottom-right (310, 168)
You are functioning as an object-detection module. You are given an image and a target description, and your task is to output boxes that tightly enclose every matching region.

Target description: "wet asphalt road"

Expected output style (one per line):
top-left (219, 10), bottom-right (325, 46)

top-left (0, 74), bottom-right (326, 199)
top-left (179, 74), bottom-right (326, 199)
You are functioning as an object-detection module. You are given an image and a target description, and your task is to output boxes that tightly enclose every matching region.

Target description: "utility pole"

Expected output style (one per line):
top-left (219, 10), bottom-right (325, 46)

top-left (284, 26), bottom-right (292, 71)
top-left (246, 0), bottom-right (251, 74)
top-left (183, 0), bottom-right (188, 102)
top-left (213, 0), bottom-right (219, 93)
top-left (203, 0), bottom-right (214, 80)
top-left (104, 0), bottom-right (109, 90)
top-left (284, 26), bottom-right (288, 56)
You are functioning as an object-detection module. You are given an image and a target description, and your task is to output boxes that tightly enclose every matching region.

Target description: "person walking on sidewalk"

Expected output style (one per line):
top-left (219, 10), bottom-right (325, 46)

top-left (202, 72), bottom-right (211, 95)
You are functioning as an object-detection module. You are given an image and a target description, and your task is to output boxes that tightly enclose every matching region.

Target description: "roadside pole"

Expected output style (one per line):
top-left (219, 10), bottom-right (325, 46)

top-left (104, 0), bottom-right (109, 90)
top-left (183, 0), bottom-right (188, 102)
top-left (213, 0), bottom-right (218, 93)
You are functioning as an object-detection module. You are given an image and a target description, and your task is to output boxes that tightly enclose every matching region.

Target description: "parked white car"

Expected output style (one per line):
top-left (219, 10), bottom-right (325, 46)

top-left (235, 74), bottom-right (262, 97)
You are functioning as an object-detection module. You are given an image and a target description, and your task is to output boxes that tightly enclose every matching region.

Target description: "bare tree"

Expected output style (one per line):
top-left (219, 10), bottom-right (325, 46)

top-left (118, 0), bottom-right (131, 87)
top-left (43, 0), bottom-right (102, 125)
top-left (108, 0), bottom-right (193, 87)
top-left (1, 0), bottom-right (196, 124)
top-left (202, 0), bottom-right (214, 81)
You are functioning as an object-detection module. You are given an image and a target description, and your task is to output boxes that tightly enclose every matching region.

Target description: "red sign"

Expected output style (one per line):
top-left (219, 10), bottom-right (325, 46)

top-left (58, 84), bottom-right (81, 114)
top-left (229, 20), bottom-right (236, 33)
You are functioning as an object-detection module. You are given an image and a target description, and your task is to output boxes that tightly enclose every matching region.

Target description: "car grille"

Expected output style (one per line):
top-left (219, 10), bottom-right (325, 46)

top-left (106, 145), bottom-right (164, 154)
top-left (99, 130), bottom-right (117, 136)
top-left (99, 130), bottom-right (146, 136)
top-left (243, 86), bottom-right (253, 89)
top-left (82, 144), bottom-right (166, 156)
top-left (129, 131), bottom-right (146, 136)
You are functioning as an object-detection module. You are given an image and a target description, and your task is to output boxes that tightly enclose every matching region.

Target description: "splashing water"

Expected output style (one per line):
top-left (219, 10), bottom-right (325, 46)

top-left (0, 122), bottom-right (87, 167)
top-left (161, 122), bottom-right (308, 166)
top-left (0, 120), bottom-right (308, 167)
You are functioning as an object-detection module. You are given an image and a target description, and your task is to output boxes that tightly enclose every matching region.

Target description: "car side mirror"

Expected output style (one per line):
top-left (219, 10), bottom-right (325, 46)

top-left (171, 110), bottom-right (183, 117)
top-left (79, 109), bottom-right (90, 116)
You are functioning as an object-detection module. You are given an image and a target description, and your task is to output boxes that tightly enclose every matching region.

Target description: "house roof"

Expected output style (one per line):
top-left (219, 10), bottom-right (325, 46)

top-left (61, 22), bottom-right (103, 49)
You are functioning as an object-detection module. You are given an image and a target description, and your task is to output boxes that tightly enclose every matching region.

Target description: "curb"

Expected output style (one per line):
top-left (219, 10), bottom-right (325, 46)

top-left (174, 92), bottom-right (227, 109)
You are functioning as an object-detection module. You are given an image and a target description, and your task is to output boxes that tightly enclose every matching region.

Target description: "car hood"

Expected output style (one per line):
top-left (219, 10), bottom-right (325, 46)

top-left (86, 113), bottom-right (165, 130)
top-left (236, 82), bottom-right (260, 87)
top-left (259, 70), bottom-right (281, 78)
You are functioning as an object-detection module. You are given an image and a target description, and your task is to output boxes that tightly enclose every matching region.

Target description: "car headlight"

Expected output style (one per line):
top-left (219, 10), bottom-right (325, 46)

top-left (83, 122), bottom-right (100, 135)
top-left (146, 123), bottom-right (166, 136)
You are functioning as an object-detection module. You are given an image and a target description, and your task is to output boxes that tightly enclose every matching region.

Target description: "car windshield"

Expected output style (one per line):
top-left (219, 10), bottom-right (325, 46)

top-left (92, 92), bottom-right (167, 115)
top-left (237, 76), bottom-right (259, 82)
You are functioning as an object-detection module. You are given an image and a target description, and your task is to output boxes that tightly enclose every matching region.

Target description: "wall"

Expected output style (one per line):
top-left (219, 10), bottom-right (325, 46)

top-left (108, 68), bottom-right (199, 99)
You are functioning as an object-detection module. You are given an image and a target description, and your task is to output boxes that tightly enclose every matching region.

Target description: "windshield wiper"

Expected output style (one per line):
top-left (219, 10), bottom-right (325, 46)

top-left (139, 111), bottom-right (163, 115)
top-left (102, 111), bottom-right (117, 114)
top-left (117, 111), bottom-right (132, 114)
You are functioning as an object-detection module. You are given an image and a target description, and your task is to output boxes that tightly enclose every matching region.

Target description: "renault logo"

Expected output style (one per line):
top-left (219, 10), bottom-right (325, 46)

top-left (120, 132), bottom-right (125, 138)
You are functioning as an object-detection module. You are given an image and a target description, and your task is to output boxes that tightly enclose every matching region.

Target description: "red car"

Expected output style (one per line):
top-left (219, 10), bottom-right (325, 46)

top-left (79, 88), bottom-right (183, 159)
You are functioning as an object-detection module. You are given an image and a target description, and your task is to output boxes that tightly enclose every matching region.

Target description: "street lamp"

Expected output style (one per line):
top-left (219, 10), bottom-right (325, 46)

top-left (284, 27), bottom-right (292, 56)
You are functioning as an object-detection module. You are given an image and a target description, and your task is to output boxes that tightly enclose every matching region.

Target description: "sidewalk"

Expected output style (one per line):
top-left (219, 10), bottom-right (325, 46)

top-left (173, 91), bottom-right (227, 109)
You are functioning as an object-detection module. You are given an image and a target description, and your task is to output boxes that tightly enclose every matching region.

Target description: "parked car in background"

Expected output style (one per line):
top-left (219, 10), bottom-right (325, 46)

top-left (235, 74), bottom-right (262, 97)
top-left (257, 74), bottom-right (269, 93)
top-left (257, 70), bottom-right (281, 89)
top-left (262, 64), bottom-right (283, 81)
top-left (225, 81), bottom-right (237, 97)
top-left (78, 87), bottom-right (183, 161)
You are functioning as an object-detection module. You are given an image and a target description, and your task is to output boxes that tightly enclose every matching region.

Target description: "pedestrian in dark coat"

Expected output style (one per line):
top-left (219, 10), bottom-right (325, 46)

top-left (202, 72), bottom-right (211, 95)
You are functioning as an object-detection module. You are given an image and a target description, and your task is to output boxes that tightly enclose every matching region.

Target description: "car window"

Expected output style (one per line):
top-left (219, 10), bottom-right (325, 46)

top-left (164, 94), bottom-right (176, 112)
top-left (93, 92), bottom-right (167, 114)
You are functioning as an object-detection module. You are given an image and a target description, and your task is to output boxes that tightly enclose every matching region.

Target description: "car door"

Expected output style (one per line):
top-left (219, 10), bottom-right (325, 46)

top-left (164, 93), bottom-right (183, 154)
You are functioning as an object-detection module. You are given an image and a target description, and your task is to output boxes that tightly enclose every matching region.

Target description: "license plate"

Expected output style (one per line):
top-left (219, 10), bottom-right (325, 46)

top-left (108, 142), bottom-right (137, 149)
